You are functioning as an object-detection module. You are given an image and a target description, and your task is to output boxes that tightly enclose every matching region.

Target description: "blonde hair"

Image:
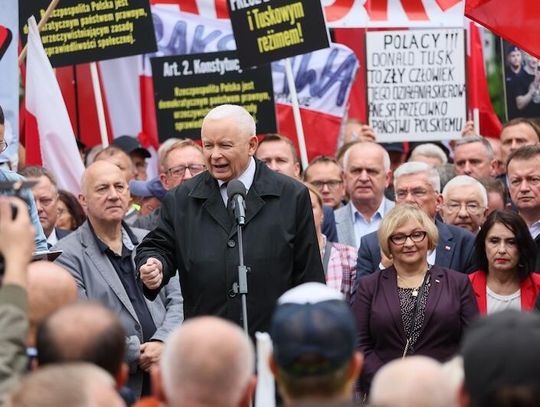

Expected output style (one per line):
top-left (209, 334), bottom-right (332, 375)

top-left (378, 204), bottom-right (438, 258)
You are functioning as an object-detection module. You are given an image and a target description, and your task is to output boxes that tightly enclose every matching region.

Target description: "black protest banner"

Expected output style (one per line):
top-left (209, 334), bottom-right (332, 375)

top-left (365, 29), bottom-right (467, 142)
top-left (227, 0), bottom-right (329, 68)
top-left (20, 0), bottom-right (156, 67)
top-left (151, 50), bottom-right (276, 141)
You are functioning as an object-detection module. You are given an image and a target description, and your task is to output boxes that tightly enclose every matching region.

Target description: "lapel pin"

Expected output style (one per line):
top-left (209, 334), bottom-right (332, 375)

top-left (435, 279), bottom-right (440, 283)
top-left (444, 245), bottom-right (451, 251)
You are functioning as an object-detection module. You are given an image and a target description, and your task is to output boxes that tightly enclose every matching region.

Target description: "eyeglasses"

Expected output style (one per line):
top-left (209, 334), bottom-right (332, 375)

top-left (311, 180), bottom-right (342, 191)
top-left (166, 164), bottom-right (206, 178)
top-left (389, 231), bottom-right (427, 245)
top-left (0, 141), bottom-right (8, 153)
top-left (444, 202), bottom-right (484, 215)
top-left (395, 188), bottom-right (433, 200)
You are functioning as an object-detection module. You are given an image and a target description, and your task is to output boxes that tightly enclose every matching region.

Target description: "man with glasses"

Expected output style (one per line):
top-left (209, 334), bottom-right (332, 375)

top-left (133, 140), bottom-right (206, 230)
top-left (354, 161), bottom-right (476, 282)
top-left (506, 145), bottom-right (540, 273)
top-left (440, 175), bottom-right (488, 234)
top-left (334, 141), bottom-right (394, 248)
top-left (303, 156), bottom-right (345, 209)
top-left (19, 166), bottom-right (71, 247)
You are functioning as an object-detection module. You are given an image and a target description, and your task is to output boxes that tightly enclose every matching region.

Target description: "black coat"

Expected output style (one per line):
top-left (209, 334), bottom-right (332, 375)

top-left (135, 160), bottom-right (325, 336)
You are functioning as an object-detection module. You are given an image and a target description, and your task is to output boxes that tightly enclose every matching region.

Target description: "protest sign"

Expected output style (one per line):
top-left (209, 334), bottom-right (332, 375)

top-left (151, 50), bottom-right (276, 141)
top-left (226, 0), bottom-right (329, 68)
top-left (20, 0), bottom-right (156, 67)
top-left (365, 29), bottom-right (466, 142)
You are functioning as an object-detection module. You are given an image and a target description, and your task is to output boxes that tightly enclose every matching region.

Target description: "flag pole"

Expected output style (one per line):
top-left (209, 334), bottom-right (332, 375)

top-left (90, 62), bottom-right (110, 148)
top-left (284, 58), bottom-right (309, 170)
top-left (18, 0), bottom-right (60, 65)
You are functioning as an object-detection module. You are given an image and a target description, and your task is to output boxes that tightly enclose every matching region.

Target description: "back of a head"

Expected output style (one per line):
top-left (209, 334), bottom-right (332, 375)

top-left (370, 356), bottom-right (453, 407)
top-left (27, 261), bottom-right (78, 346)
top-left (269, 283), bottom-right (359, 402)
top-left (36, 302), bottom-right (125, 378)
top-left (6, 363), bottom-right (123, 407)
top-left (160, 316), bottom-right (255, 407)
top-left (461, 310), bottom-right (540, 407)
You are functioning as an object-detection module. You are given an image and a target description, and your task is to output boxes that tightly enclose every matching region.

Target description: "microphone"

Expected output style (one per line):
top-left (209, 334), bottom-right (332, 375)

top-left (227, 180), bottom-right (247, 226)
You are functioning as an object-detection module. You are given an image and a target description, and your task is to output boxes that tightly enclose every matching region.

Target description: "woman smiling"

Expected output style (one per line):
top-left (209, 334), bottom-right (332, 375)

top-left (352, 204), bottom-right (478, 394)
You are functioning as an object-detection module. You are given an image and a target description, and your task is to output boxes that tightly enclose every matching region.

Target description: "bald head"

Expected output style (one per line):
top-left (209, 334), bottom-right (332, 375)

top-left (7, 363), bottom-right (124, 407)
top-left (370, 356), bottom-right (453, 407)
top-left (94, 146), bottom-right (135, 183)
top-left (160, 317), bottom-right (255, 407)
top-left (79, 161), bottom-right (130, 225)
top-left (37, 302), bottom-right (126, 378)
top-left (27, 261), bottom-right (77, 347)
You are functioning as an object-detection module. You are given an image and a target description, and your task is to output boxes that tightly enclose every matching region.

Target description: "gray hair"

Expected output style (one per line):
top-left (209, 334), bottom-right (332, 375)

top-left (454, 135), bottom-right (494, 160)
top-left (442, 175), bottom-right (488, 207)
top-left (394, 161), bottom-right (441, 192)
top-left (342, 141), bottom-right (391, 171)
top-left (409, 143), bottom-right (448, 165)
top-left (203, 104), bottom-right (256, 137)
top-left (160, 317), bottom-right (255, 407)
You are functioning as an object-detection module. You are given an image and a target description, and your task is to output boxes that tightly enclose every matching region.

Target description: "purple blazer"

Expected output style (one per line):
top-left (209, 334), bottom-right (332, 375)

top-left (352, 265), bottom-right (479, 392)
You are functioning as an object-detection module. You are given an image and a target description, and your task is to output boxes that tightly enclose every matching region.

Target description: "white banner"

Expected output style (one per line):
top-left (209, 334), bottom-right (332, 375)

top-left (365, 29), bottom-right (467, 142)
top-left (323, 0), bottom-right (465, 28)
top-left (0, 0), bottom-right (19, 167)
top-left (142, 6), bottom-right (358, 116)
top-left (160, 0), bottom-right (465, 29)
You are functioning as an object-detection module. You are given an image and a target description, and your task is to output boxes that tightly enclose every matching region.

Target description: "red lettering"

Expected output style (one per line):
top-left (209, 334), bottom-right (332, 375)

top-left (435, 0), bottom-right (461, 11)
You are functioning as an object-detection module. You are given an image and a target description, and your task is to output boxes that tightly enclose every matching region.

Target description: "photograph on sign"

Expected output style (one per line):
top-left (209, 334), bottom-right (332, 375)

top-left (227, 0), bottom-right (330, 68)
top-left (365, 28), bottom-right (467, 142)
top-left (19, 0), bottom-right (156, 67)
top-left (502, 40), bottom-right (540, 121)
top-left (151, 50), bottom-right (277, 142)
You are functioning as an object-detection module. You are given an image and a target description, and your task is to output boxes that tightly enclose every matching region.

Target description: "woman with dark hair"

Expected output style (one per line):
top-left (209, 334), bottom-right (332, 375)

top-left (469, 210), bottom-right (540, 314)
top-left (57, 190), bottom-right (86, 231)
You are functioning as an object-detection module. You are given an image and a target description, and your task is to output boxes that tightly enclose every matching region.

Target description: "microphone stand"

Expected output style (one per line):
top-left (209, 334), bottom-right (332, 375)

top-left (235, 223), bottom-right (250, 336)
top-left (231, 197), bottom-right (250, 337)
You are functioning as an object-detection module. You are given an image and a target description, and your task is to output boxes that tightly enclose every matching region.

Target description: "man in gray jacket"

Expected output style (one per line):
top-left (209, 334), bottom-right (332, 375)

top-left (54, 160), bottom-right (182, 398)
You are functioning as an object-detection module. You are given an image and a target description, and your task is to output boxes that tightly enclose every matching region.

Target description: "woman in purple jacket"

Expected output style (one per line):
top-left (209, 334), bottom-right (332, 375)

top-left (352, 204), bottom-right (479, 395)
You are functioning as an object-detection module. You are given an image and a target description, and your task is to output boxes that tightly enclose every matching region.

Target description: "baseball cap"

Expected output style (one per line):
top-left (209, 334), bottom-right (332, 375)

top-left (461, 310), bottom-right (540, 405)
top-left (269, 283), bottom-right (357, 377)
top-left (129, 176), bottom-right (166, 200)
top-left (112, 135), bottom-right (151, 158)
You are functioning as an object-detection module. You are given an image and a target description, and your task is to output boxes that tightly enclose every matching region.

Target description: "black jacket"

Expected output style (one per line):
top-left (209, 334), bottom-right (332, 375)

top-left (135, 159), bottom-right (325, 336)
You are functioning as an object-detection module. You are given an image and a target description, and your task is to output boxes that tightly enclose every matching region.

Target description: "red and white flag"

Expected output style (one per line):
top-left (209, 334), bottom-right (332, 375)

top-left (25, 16), bottom-right (84, 194)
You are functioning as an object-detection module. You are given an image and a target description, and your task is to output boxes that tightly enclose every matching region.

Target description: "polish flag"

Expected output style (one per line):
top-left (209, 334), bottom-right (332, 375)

top-left (466, 21), bottom-right (502, 137)
top-left (24, 16), bottom-right (84, 193)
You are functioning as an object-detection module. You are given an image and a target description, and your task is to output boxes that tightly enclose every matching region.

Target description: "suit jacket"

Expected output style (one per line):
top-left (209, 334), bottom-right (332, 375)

top-left (355, 219), bottom-right (477, 283)
top-left (334, 199), bottom-right (395, 248)
top-left (352, 265), bottom-right (479, 392)
top-left (53, 221), bottom-right (182, 397)
top-left (536, 235), bottom-right (540, 274)
top-left (55, 227), bottom-right (71, 240)
top-left (135, 159), bottom-right (325, 337)
top-left (469, 270), bottom-right (540, 314)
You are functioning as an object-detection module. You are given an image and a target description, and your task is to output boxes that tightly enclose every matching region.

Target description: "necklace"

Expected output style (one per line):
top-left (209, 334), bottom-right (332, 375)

top-left (397, 265), bottom-right (431, 297)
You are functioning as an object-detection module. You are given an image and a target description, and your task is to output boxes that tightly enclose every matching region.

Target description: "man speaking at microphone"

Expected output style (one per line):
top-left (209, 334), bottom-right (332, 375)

top-left (135, 104), bottom-right (324, 336)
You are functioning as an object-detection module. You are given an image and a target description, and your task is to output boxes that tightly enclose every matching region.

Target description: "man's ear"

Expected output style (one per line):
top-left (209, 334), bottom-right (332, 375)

top-left (458, 381), bottom-right (470, 407)
top-left (115, 362), bottom-right (129, 389)
top-left (151, 365), bottom-right (167, 402)
top-left (238, 375), bottom-right (257, 407)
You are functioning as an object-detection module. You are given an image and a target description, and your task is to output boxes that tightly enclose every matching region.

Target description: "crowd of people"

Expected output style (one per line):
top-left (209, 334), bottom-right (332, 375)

top-left (1, 102), bottom-right (540, 407)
